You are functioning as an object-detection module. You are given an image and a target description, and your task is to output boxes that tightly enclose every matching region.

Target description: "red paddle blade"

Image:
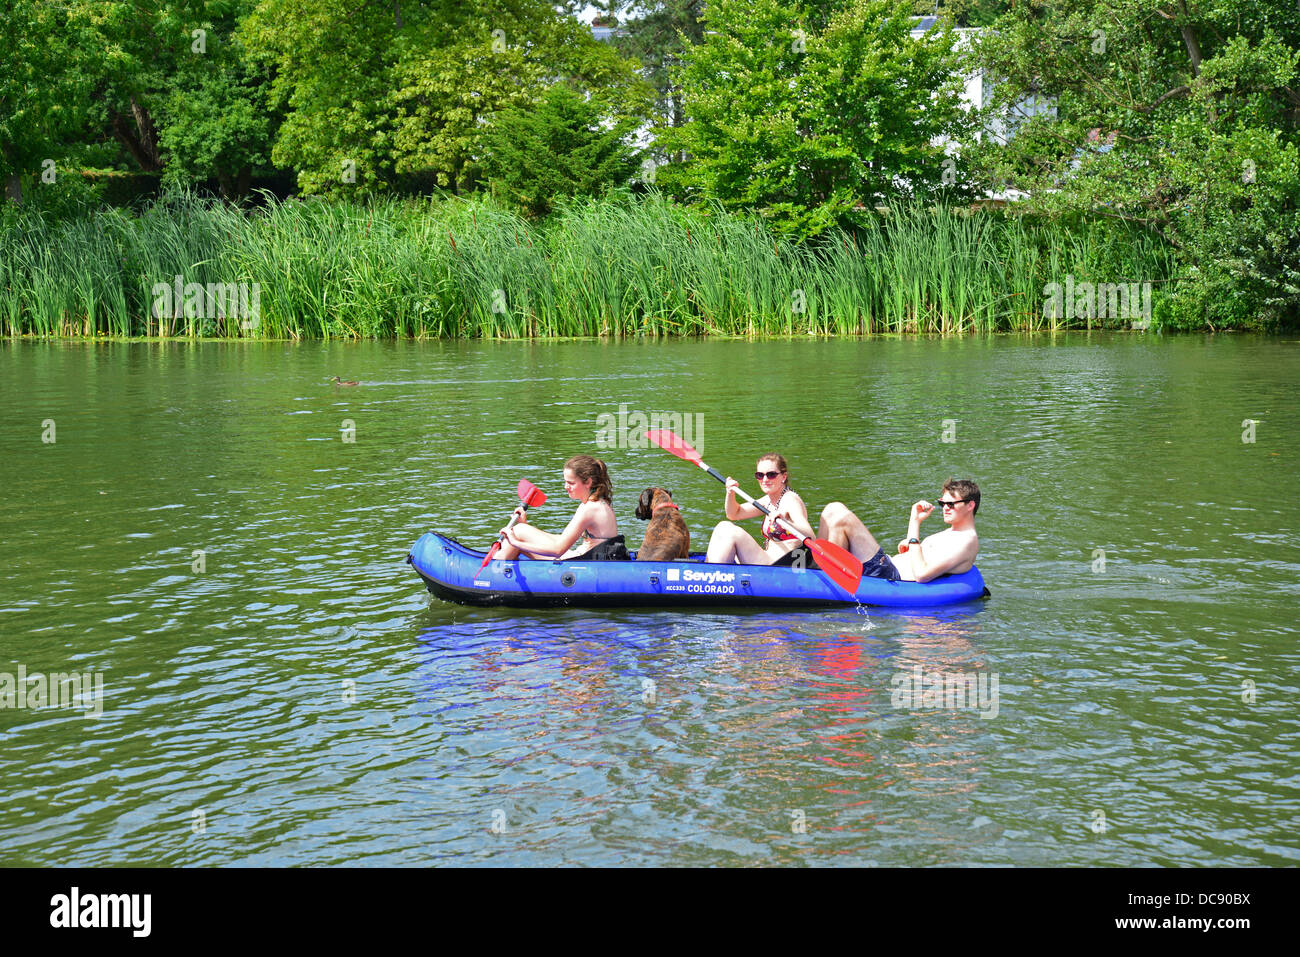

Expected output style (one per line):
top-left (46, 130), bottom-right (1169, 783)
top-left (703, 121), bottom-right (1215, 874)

top-left (802, 538), bottom-right (864, 595)
top-left (478, 540), bottom-right (502, 571)
top-left (517, 479), bottom-right (546, 507)
top-left (645, 429), bottom-right (701, 465)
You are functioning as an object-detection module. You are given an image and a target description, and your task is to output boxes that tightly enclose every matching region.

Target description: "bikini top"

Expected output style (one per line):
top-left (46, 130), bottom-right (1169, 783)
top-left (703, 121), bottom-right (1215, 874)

top-left (762, 521), bottom-right (797, 543)
top-left (760, 490), bottom-right (797, 543)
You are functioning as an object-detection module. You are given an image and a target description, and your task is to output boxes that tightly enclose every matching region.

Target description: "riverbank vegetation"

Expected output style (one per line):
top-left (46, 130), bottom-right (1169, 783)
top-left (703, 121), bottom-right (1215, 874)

top-left (1, 191), bottom-right (1176, 337)
top-left (2, 0), bottom-right (1297, 335)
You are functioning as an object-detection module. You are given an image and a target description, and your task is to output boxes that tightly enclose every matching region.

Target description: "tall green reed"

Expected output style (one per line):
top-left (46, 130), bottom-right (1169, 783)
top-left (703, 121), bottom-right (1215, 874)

top-left (0, 189), bottom-right (1177, 338)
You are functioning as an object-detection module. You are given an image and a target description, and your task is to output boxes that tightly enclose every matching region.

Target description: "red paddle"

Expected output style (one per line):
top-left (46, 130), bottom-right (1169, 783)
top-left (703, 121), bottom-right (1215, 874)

top-left (479, 479), bottom-right (547, 570)
top-left (644, 430), bottom-right (864, 595)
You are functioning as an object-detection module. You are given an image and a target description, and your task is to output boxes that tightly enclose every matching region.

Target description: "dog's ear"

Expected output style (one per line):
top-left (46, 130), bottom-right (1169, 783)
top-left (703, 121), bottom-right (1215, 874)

top-left (636, 488), bottom-right (653, 520)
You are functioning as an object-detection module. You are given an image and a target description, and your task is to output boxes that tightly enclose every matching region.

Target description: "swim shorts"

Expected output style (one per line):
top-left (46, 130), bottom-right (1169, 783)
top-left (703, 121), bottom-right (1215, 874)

top-left (862, 547), bottom-right (902, 581)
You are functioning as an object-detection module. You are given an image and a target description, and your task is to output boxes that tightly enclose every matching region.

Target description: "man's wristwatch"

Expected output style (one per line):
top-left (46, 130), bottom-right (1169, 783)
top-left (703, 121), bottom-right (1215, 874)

top-left (907, 537), bottom-right (920, 545)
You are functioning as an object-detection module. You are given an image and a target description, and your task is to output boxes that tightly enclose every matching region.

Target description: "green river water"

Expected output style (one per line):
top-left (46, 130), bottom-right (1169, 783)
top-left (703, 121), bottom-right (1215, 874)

top-left (1, 335), bottom-right (1297, 866)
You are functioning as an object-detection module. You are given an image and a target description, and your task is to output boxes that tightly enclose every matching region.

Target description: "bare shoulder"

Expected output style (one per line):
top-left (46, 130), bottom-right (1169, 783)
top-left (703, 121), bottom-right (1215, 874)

top-left (585, 499), bottom-right (617, 528)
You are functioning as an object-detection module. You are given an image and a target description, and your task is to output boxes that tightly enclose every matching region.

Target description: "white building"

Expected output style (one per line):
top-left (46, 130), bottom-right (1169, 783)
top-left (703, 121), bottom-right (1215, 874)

top-left (909, 16), bottom-right (1055, 200)
top-left (909, 16), bottom-right (1054, 148)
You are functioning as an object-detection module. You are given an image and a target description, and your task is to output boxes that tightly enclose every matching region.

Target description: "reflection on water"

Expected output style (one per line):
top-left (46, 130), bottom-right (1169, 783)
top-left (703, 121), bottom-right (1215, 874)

top-left (405, 603), bottom-right (1006, 865)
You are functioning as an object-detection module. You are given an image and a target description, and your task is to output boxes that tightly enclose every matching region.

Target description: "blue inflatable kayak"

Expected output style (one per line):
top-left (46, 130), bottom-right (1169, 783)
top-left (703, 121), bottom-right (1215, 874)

top-left (408, 531), bottom-right (989, 610)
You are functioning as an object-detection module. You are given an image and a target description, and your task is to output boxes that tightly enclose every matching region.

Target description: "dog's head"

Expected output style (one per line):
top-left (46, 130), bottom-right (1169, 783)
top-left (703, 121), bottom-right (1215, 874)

top-left (635, 487), bottom-right (674, 520)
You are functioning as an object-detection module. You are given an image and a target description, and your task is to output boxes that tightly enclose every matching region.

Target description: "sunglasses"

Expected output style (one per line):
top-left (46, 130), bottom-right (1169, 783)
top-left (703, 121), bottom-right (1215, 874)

top-left (755, 470), bottom-right (784, 480)
top-left (938, 498), bottom-right (969, 508)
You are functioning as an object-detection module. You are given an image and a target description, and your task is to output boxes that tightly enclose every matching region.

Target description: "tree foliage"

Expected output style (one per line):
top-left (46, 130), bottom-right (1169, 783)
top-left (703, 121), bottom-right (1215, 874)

top-left (659, 0), bottom-right (971, 238)
top-left (967, 0), bottom-right (1300, 327)
top-left (606, 1), bottom-right (707, 135)
top-left (0, 1), bottom-right (99, 201)
top-left (479, 84), bottom-right (642, 217)
top-left (1, 1), bottom-right (276, 201)
top-left (240, 0), bottom-right (652, 195)
top-left (154, 5), bottom-right (275, 197)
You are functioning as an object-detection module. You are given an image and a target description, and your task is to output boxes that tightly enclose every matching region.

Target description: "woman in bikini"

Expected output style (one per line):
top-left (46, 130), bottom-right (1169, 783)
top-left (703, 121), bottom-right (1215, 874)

top-left (497, 455), bottom-right (628, 561)
top-left (704, 453), bottom-right (815, 565)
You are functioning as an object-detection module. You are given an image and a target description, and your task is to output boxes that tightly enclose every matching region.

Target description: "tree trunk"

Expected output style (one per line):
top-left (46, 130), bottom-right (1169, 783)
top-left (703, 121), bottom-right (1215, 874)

top-left (1177, 2), bottom-right (1203, 76)
top-left (1178, 20), bottom-right (1216, 123)
top-left (216, 166), bottom-right (253, 202)
top-left (4, 172), bottom-right (21, 204)
top-left (111, 96), bottom-right (163, 172)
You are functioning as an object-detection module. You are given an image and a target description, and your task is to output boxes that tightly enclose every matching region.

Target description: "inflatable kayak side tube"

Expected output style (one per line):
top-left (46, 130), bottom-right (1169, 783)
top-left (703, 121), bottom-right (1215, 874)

top-left (408, 531), bottom-right (989, 610)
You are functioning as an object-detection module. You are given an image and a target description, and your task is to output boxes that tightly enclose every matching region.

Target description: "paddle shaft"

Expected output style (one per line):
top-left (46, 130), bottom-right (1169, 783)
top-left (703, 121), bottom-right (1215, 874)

top-left (690, 461), bottom-right (809, 542)
top-left (479, 502), bottom-right (535, 570)
top-left (498, 505), bottom-right (530, 541)
top-left (479, 479), bottom-right (547, 571)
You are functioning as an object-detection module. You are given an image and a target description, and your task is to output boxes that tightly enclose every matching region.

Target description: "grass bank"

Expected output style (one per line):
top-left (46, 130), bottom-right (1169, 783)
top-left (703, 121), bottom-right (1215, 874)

top-left (1, 190), bottom-right (1179, 337)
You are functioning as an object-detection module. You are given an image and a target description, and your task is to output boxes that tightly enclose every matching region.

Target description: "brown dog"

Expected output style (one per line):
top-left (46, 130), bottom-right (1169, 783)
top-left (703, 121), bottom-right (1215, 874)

top-left (634, 487), bottom-right (691, 561)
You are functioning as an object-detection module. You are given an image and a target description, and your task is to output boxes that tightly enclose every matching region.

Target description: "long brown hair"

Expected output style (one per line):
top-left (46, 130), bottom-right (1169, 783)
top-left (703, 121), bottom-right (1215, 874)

top-left (566, 455), bottom-right (612, 503)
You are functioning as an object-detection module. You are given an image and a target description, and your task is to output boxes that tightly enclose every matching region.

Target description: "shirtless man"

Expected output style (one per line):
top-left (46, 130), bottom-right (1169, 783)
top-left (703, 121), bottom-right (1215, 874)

top-left (817, 479), bottom-right (980, 582)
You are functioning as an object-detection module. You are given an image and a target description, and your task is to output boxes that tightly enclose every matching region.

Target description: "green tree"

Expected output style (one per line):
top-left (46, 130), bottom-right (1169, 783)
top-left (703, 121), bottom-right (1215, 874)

top-left (241, 0), bottom-right (652, 195)
top-left (0, 1), bottom-right (98, 202)
top-left (608, 1), bottom-right (707, 141)
top-left (154, 5), bottom-right (275, 198)
top-left (479, 83), bottom-right (642, 217)
top-left (1, 1), bottom-right (280, 198)
top-left (966, 0), bottom-right (1300, 327)
top-left (659, 0), bottom-right (970, 238)
top-left (75, 2), bottom-right (269, 180)
top-left (909, 0), bottom-right (1014, 27)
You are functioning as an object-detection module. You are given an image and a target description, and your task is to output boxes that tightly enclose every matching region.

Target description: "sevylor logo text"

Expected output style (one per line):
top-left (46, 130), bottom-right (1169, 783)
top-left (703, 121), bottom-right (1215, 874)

top-left (681, 569), bottom-right (735, 585)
